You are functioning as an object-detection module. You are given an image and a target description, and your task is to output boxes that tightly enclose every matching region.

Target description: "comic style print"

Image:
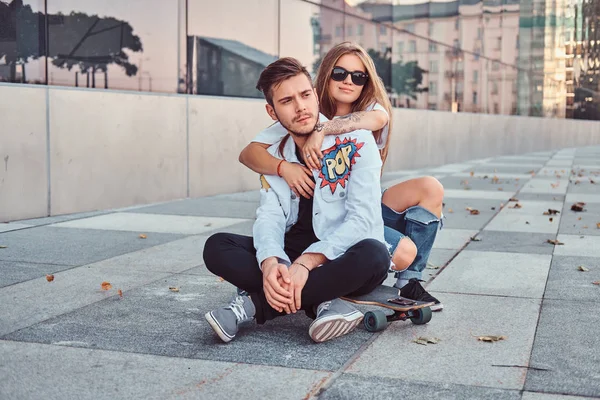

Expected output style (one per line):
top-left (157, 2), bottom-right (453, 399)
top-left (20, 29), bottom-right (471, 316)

top-left (318, 137), bottom-right (365, 194)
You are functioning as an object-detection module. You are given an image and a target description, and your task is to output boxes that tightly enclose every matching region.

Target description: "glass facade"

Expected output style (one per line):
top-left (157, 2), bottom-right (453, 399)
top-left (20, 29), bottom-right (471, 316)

top-left (1, 0), bottom-right (599, 120)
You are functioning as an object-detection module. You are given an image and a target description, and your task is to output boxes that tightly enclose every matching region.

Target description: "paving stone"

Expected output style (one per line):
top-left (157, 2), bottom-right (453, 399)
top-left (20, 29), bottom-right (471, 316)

top-left (441, 198), bottom-right (503, 230)
top-left (535, 168), bottom-right (572, 179)
top-left (565, 181), bottom-right (600, 194)
top-left (0, 226), bottom-right (185, 266)
top-left (318, 374), bottom-right (522, 400)
top-left (427, 250), bottom-right (551, 298)
top-left (50, 212), bottom-right (249, 235)
top-left (521, 179), bottom-right (568, 195)
top-left (522, 392), bottom-right (599, 400)
top-left (483, 162), bottom-right (545, 169)
top-left (565, 194), bottom-right (600, 204)
top-left (3, 274), bottom-right (372, 371)
top-left (206, 190), bottom-right (261, 203)
top-left (471, 165), bottom-right (544, 175)
top-left (433, 228), bottom-right (479, 250)
top-left (554, 234), bottom-right (600, 257)
top-left (484, 213), bottom-right (560, 234)
top-left (0, 341), bottom-right (329, 400)
top-left (452, 172), bottom-right (534, 180)
top-left (525, 300), bottom-right (600, 398)
top-left (443, 189), bottom-right (515, 201)
top-left (0, 260), bottom-right (74, 288)
top-left (493, 157), bottom-right (551, 164)
top-left (558, 201), bottom-right (600, 236)
top-left (429, 163), bottom-right (475, 173)
top-left (346, 293), bottom-right (541, 389)
top-left (14, 210), bottom-right (113, 226)
top-left (545, 160), bottom-right (573, 167)
top-left (464, 231), bottom-right (556, 255)
top-left (438, 176), bottom-right (524, 192)
top-left (132, 198), bottom-right (259, 219)
top-left (0, 223), bottom-right (31, 233)
top-left (513, 193), bottom-right (566, 202)
top-left (544, 255), bottom-right (600, 302)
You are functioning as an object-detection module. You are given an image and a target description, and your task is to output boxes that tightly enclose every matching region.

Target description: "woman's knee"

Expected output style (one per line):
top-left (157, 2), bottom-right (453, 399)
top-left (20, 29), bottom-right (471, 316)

top-left (421, 176), bottom-right (444, 204)
top-left (391, 237), bottom-right (417, 271)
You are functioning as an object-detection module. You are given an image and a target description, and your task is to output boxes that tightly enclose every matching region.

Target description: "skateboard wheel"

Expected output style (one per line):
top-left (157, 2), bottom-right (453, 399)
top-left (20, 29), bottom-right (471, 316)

top-left (410, 307), bottom-right (432, 325)
top-left (364, 311), bottom-right (387, 332)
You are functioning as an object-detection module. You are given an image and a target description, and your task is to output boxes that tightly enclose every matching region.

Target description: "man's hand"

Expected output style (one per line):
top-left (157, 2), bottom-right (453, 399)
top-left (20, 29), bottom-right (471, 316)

top-left (288, 263), bottom-right (310, 311)
top-left (262, 259), bottom-right (293, 313)
top-left (279, 161), bottom-right (315, 199)
top-left (302, 130), bottom-right (324, 170)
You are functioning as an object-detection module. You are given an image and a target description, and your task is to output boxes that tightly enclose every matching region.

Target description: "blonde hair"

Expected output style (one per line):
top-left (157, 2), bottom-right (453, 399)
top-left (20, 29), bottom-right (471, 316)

top-left (314, 42), bottom-right (393, 167)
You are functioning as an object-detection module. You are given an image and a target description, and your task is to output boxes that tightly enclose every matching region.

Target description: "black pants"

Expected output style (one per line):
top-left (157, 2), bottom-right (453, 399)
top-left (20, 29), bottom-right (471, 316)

top-left (203, 233), bottom-right (389, 324)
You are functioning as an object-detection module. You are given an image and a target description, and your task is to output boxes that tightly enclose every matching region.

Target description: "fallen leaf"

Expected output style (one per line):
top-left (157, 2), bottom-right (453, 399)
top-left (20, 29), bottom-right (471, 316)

top-left (491, 207), bottom-right (496, 210)
top-left (596, 223), bottom-right (600, 229)
top-left (593, 281), bottom-right (600, 285)
top-left (426, 262), bottom-right (440, 269)
top-left (413, 337), bottom-right (441, 345)
top-left (464, 187), bottom-right (472, 190)
top-left (448, 208), bottom-right (454, 213)
top-left (101, 281), bottom-right (112, 291)
top-left (509, 198), bottom-right (519, 202)
top-left (492, 176), bottom-right (500, 184)
top-left (477, 335), bottom-right (507, 342)
top-left (483, 175), bottom-right (489, 179)
top-left (470, 171), bottom-right (474, 177)
top-left (527, 170), bottom-right (535, 174)
top-left (169, 286), bottom-right (180, 292)
top-left (574, 180), bottom-right (581, 185)
top-left (218, 277), bottom-right (225, 282)
top-left (498, 187), bottom-right (503, 191)
top-left (461, 180), bottom-right (469, 185)
top-left (46, 274), bottom-right (54, 282)
top-left (591, 179), bottom-right (596, 184)
top-left (470, 209), bottom-right (480, 215)
top-left (543, 209), bottom-right (560, 215)
top-left (526, 221), bottom-right (530, 224)
top-left (549, 217), bottom-right (553, 222)
top-left (551, 183), bottom-right (559, 188)
top-left (509, 203), bottom-right (522, 209)
top-left (577, 266), bottom-right (590, 272)
top-left (0, 245), bottom-right (7, 249)
top-left (466, 207), bottom-right (473, 211)
top-left (547, 239), bottom-right (564, 245)
top-left (583, 225), bottom-right (589, 229)
top-left (578, 217), bottom-right (582, 221)
top-left (118, 289), bottom-right (123, 298)
top-left (571, 202), bottom-right (586, 212)
top-left (139, 234), bottom-right (147, 239)
top-left (205, 223), bottom-right (212, 227)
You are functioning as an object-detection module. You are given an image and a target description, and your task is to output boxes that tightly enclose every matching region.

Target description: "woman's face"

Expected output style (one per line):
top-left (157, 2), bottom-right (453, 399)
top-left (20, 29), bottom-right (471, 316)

top-left (327, 53), bottom-right (366, 107)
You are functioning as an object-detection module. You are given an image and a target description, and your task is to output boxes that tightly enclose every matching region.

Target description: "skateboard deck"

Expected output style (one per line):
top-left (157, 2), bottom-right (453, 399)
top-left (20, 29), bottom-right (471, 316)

top-left (341, 285), bottom-right (434, 332)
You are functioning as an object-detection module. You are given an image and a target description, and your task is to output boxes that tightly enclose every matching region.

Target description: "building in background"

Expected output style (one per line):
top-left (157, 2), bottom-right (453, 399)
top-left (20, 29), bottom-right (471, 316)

top-left (1, 0), bottom-right (598, 120)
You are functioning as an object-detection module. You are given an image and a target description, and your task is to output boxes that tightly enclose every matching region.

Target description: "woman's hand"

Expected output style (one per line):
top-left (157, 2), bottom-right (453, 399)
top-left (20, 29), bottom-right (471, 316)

top-left (302, 130), bottom-right (324, 171)
top-left (280, 161), bottom-right (315, 199)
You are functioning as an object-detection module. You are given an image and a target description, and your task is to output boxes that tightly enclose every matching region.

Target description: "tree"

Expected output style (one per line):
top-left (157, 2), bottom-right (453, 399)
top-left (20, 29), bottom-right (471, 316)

top-left (391, 60), bottom-right (428, 100)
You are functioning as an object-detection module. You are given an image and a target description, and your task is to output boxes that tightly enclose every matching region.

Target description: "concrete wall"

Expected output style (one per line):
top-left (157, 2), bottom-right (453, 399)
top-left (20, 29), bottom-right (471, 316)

top-left (1, 83), bottom-right (599, 222)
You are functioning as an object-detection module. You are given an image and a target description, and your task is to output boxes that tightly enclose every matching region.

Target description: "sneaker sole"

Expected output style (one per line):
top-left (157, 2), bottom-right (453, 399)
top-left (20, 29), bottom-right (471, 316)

top-left (308, 311), bottom-right (363, 343)
top-left (204, 311), bottom-right (234, 343)
top-left (430, 303), bottom-right (443, 312)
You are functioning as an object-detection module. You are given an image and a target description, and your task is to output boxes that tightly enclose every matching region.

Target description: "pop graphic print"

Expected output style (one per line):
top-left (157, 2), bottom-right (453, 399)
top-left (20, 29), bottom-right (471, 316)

top-left (318, 137), bottom-right (365, 194)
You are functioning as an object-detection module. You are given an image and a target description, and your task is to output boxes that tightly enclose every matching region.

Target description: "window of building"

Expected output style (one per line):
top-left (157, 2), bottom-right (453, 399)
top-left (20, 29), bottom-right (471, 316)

top-left (335, 25), bottom-right (343, 37)
top-left (473, 91), bottom-right (478, 105)
top-left (357, 24), bottom-right (364, 36)
top-left (429, 60), bottom-right (438, 74)
top-left (429, 81), bottom-right (437, 95)
top-left (397, 41), bottom-right (404, 54)
top-left (346, 25), bottom-right (353, 36)
top-left (473, 70), bottom-right (479, 82)
top-left (408, 40), bottom-right (416, 53)
top-left (380, 25), bottom-right (387, 35)
top-left (429, 42), bottom-right (437, 53)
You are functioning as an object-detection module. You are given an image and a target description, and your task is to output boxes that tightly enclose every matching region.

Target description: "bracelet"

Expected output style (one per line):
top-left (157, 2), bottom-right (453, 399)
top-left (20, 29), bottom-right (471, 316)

top-left (276, 159), bottom-right (285, 177)
top-left (294, 262), bottom-right (311, 273)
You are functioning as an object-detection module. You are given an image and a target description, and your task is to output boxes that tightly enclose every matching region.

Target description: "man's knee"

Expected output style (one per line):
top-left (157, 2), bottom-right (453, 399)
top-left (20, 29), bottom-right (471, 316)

top-left (391, 237), bottom-right (417, 271)
top-left (203, 232), bottom-right (230, 274)
top-left (355, 239), bottom-right (390, 272)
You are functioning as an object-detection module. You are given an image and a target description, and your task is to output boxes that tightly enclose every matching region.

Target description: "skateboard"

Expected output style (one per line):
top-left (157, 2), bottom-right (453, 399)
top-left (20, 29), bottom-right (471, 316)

top-left (341, 285), bottom-right (434, 332)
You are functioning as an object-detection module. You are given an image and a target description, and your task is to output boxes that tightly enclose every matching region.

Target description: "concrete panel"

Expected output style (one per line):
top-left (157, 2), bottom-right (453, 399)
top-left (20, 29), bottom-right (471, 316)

top-left (49, 88), bottom-right (187, 215)
top-left (0, 85), bottom-right (48, 221)
top-left (188, 96), bottom-right (273, 197)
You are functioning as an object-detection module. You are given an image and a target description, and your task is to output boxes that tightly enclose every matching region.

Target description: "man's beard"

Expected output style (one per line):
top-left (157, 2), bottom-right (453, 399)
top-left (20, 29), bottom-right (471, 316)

top-left (275, 110), bottom-right (319, 137)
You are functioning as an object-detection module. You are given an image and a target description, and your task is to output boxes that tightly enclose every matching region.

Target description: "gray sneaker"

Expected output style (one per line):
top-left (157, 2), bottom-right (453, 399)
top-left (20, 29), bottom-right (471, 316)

top-left (205, 294), bottom-right (256, 343)
top-left (308, 298), bottom-right (363, 343)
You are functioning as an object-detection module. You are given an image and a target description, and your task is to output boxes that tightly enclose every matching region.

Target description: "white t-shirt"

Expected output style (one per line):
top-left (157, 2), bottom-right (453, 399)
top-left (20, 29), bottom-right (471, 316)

top-left (252, 103), bottom-right (390, 150)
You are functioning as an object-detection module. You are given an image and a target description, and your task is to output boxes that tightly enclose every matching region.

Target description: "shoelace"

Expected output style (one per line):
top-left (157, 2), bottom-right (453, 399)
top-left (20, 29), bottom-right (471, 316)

top-left (227, 296), bottom-right (248, 322)
top-left (316, 300), bottom-right (332, 315)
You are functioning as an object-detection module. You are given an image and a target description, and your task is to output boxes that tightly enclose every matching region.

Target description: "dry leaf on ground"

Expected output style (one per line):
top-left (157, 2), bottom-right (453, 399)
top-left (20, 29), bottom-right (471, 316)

top-left (169, 286), bottom-right (180, 292)
top-left (596, 222), bottom-right (600, 229)
top-left (471, 237), bottom-right (482, 242)
top-left (139, 234), bottom-right (147, 239)
top-left (46, 274), bottom-right (54, 282)
top-left (549, 217), bottom-right (554, 222)
top-left (426, 262), bottom-right (440, 269)
top-left (547, 239), bottom-right (564, 245)
top-left (509, 203), bottom-right (522, 209)
top-left (571, 202), bottom-right (586, 212)
top-left (498, 188), bottom-right (503, 191)
top-left (578, 217), bottom-right (583, 221)
top-left (118, 289), bottom-right (123, 298)
top-left (413, 337), bottom-right (441, 345)
top-left (470, 209), bottom-right (480, 215)
top-left (577, 266), bottom-right (590, 272)
top-left (0, 245), bottom-right (7, 248)
top-left (543, 209), bottom-right (560, 215)
top-left (205, 223), bottom-right (212, 227)
top-left (101, 281), bottom-right (112, 291)
top-left (470, 171), bottom-right (474, 177)
top-left (476, 335), bottom-right (507, 342)
top-left (448, 208), bottom-right (454, 213)
top-left (509, 197), bottom-right (519, 202)
top-left (593, 281), bottom-right (600, 286)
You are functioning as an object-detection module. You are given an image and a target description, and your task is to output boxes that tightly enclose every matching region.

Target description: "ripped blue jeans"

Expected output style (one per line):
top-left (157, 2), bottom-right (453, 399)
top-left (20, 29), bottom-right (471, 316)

top-left (382, 203), bottom-right (443, 282)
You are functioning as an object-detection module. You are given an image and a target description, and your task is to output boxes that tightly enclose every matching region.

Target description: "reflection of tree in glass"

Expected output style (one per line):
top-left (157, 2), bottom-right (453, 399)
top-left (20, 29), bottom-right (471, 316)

top-left (50, 11), bottom-right (143, 80)
top-left (0, 0), bottom-right (44, 82)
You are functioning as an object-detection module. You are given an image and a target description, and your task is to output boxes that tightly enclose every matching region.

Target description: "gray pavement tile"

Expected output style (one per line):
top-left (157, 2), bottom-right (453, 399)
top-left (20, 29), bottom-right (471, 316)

top-left (206, 190), bottom-right (261, 203)
top-left (202, 220), bottom-right (254, 237)
top-left (522, 392), bottom-right (600, 400)
top-left (0, 340), bottom-right (329, 400)
top-left (544, 256), bottom-right (600, 302)
top-left (0, 260), bottom-right (74, 288)
top-left (346, 293), bottom-right (541, 389)
top-left (484, 214), bottom-right (560, 234)
top-left (443, 189), bottom-right (516, 201)
top-left (3, 274), bottom-right (372, 371)
top-left (521, 179), bottom-right (569, 195)
top-left (383, 249), bottom-right (458, 286)
top-left (0, 223), bottom-right (31, 232)
top-left (428, 163), bottom-right (475, 174)
top-left (535, 168), bottom-right (572, 179)
top-left (318, 374), bottom-right (522, 400)
top-left (433, 228), bottom-right (479, 250)
top-left (131, 198), bottom-right (259, 219)
top-left (554, 234), bottom-right (600, 258)
top-left (524, 300), bottom-right (600, 398)
top-left (565, 194), bottom-right (600, 204)
top-left (0, 226), bottom-right (185, 266)
top-left (441, 198), bottom-right (503, 230)
top-left (464, 231), bottom-right (556, 255)
top-left (438, 176), bottom-right (524, 192)
top-left (428, 250), bottom-right (551, 298)
top-left (514, 193), bottom-right (566, 202)
top-left (566, 181), bottom-right (600, 194)
top-left (50, 212), bottom-right (249, 235)
top-left (471, 165), bottom-right (543, 175)
top-left (545, 160), bottom-right (573, 167)
top-left (558, 201), bottom-right (600, 236)
top-left (14, 210), bottom-right (113, 226)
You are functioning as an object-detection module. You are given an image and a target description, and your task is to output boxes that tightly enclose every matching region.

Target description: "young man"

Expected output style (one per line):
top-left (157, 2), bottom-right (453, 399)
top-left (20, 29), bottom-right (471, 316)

top-left (203, 57), bottom-right (390, 343)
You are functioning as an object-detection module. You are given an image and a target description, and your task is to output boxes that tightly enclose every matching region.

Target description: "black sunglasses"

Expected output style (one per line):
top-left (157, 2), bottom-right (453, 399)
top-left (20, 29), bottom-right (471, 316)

top-left (331, 67), bottom-right (369, 86)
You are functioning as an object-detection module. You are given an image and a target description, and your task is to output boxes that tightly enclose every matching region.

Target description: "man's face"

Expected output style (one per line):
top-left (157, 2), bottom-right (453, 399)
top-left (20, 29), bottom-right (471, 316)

top-left (266, 74), bottom-right (319, 136)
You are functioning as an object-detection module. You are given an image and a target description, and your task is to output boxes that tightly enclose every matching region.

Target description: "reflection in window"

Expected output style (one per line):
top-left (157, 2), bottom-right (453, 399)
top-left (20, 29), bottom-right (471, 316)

top-left (0, 0), bottom-right (46, 84)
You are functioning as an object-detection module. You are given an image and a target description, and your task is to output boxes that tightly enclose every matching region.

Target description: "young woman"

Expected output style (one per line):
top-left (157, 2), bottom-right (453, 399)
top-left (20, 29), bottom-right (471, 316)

top-left (239, 42), bottom-right (444, 310)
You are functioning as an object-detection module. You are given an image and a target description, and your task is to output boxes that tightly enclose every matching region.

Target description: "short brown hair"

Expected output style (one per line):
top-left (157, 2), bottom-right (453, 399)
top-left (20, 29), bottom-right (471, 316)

top-left (256, 57), bottom-right (313, 106)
